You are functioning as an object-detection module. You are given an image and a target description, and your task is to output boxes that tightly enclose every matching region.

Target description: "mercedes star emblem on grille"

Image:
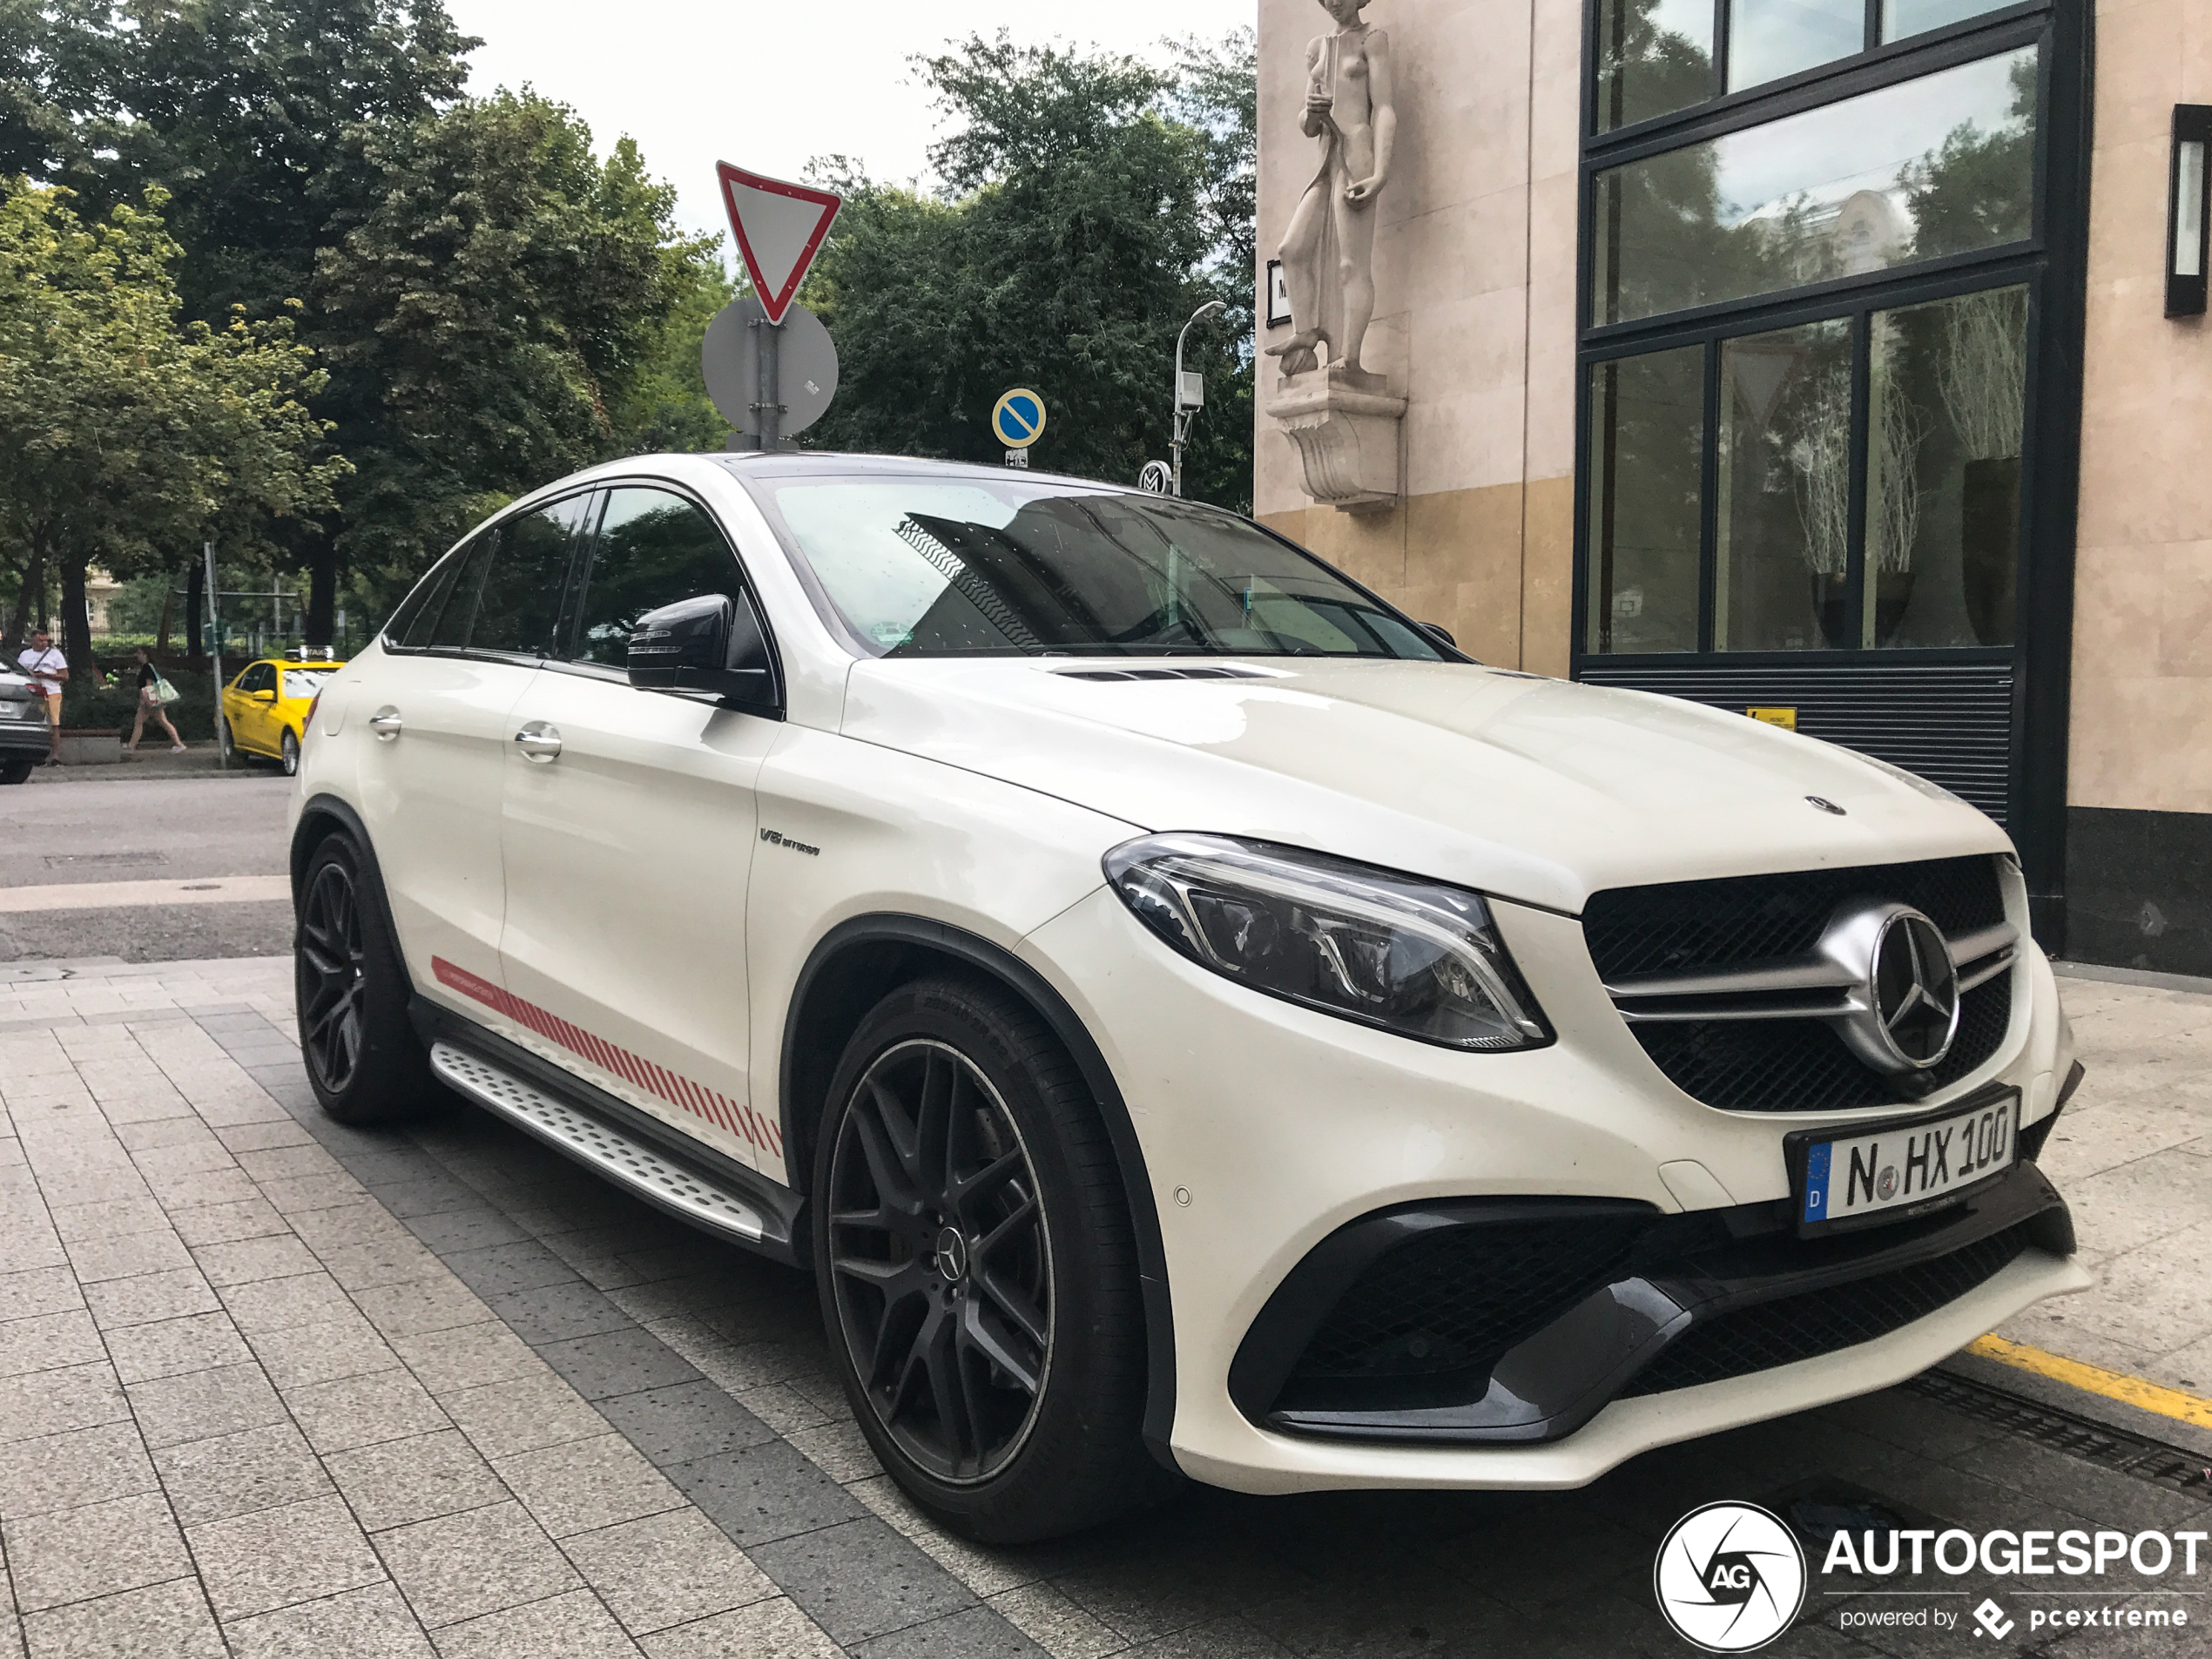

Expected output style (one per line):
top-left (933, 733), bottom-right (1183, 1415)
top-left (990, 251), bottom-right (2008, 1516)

top-left (1823, 902), bottom-right (1962, 1074)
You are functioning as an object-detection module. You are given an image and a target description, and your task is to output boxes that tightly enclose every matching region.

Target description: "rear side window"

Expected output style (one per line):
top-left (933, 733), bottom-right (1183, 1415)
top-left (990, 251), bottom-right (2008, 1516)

top-left (475, 496), bottom-right (593, 657)
top-left (425, 533), bottom-right (497, 650)
top-left (570, 488), bottom-right (744, 667)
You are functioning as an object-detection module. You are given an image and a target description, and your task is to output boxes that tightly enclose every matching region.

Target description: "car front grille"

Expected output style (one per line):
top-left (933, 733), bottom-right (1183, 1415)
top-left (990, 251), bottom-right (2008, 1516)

top-left (1583, 855), bottom-right (2014, 1111)
top-left (1286, 1217), bottom-right (1647, 1384)
top-left (1621, 1223), bottom-right (2032, 1396)
top-left (1627, 971), bottom-right (2012, 1112)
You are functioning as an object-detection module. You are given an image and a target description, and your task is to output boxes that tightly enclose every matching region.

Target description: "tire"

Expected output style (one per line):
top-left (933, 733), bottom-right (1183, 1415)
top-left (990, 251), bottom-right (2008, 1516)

top-left (0, 756), bottom-right (33, 786)
top-left (812, 974), bottom-right (1171, 1542)
top-left (294, 832), bottom-right (435, 1125)
top-left (280, 728), bottom-right (300, 777)
top-left (219, 719), bottom-right (239, 763)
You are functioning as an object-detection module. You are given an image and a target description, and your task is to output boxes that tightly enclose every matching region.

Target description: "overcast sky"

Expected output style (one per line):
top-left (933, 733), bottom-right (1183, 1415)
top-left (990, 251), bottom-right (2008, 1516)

top-left (444, 0), bottom-right (1258, 248)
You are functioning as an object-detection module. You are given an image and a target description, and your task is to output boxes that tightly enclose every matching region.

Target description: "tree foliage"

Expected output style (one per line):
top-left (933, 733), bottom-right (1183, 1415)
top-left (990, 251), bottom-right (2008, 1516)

top-left (803, 31), bottom-right (1256, 509)
top-left (313, 90), bottom-right (715, 598)
top-left (0, 179), bottom-right (345, 671)
top-left (0, 2), bottom-right (721, 634)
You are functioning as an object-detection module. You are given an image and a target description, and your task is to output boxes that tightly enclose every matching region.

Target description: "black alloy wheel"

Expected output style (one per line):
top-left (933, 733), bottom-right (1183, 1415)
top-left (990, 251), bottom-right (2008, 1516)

top-left (293, 832), bottom-right (435, 1125)
top-left (0, 755), bottom-right (32, 786)
top-left (296, 858), bottom-right (366, 1094)
top-left (813, 976), bottom-right (1171, 1541)
top-left (280, 728), bottom-right (300, 777)
top-left (826, 1038), bottom-right (1053, 1484)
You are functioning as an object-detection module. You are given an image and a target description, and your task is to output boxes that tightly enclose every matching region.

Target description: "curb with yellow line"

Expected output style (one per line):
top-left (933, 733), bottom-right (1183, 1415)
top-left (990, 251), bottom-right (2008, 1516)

top-left (1968, 1333), bottom-right (2212, 1433)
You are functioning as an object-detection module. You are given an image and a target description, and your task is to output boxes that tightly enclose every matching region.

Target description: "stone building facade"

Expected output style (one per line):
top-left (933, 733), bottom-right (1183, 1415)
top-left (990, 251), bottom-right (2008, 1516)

top-left (1254, 0), bottom-right (2212, 974)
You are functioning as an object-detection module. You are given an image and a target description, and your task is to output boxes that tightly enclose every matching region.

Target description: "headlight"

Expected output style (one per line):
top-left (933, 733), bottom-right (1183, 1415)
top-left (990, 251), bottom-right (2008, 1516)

top-left (1102, 833), bottom-right (1550, 1051)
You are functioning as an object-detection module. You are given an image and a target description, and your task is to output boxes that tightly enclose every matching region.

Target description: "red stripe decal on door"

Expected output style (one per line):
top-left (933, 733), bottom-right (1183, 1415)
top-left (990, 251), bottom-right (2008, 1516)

top-left (430, 956), bottom-right (775, 1159)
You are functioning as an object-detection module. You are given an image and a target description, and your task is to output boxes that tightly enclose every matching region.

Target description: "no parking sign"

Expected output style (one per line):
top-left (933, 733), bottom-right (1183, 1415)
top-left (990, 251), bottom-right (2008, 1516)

top-left (992, 389), bottom-right (1047, 451)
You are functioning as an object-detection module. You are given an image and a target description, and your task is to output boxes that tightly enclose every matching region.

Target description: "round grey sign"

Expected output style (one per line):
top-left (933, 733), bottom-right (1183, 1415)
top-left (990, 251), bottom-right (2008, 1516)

top-left (702, 295), bottom-right (839, 441)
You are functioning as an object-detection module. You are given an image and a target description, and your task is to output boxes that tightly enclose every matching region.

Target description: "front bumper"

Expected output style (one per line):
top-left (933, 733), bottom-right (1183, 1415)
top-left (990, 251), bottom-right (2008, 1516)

top-left (1018, 877), bottom-right (2084, 1494)
top-left (1231, 1157), bottom-right (2069, 1446)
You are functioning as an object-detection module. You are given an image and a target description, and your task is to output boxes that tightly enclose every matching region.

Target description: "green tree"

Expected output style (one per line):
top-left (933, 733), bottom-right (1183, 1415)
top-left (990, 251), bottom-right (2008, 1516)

top-left (314, 90), bottom-right (713, 614)
top-left (612, 255), bottom-right (741, 456)
top-left (1166, 28), bottom-right (1255, 511)
top-left (804, 33), bottom-right (1251, 503)
top-left (0, 0), bottom-right (478, 644)
top-left (0, 179), bottom-right (346, 678)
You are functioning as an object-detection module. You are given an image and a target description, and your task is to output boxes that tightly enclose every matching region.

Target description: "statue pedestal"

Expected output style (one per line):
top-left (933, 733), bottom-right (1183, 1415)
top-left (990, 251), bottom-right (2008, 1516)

top-left (1266, 366), bottom-right (1407, 515)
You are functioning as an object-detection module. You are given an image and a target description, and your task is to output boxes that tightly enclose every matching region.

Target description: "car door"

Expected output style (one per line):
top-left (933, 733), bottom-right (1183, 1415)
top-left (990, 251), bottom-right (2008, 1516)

top-left (496, 483), bottom-right (782, 1168)
top-left (354, 495), bottom-right (590, 1000)
top-left (231, 663), bottom-right (276, 752)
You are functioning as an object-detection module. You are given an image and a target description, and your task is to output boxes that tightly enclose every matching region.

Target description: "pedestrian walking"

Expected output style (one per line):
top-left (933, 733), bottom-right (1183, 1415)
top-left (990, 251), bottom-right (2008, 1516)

top-left (14, 628), bottom-right (66, 765)
top-left (127, 647), bottom-right (186, 753)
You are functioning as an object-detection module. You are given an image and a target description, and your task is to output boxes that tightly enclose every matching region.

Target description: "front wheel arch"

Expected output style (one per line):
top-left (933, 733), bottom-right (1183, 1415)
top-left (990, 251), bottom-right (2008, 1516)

top-left (780, 914), bottom-right (1177, 1471)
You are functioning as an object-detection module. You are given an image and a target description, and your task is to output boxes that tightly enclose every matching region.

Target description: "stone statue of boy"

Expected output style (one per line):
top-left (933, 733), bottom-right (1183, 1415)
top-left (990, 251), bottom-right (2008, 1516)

top-left (1266, 0), bottom-right (1397, 379)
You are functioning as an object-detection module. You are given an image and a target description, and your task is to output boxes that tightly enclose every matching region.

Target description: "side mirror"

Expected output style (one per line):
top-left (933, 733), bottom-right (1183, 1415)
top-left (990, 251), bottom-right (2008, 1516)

top-left (627, 592), bottom-right (781, 714)
top-left (254, 688), bottom-right (277, 702)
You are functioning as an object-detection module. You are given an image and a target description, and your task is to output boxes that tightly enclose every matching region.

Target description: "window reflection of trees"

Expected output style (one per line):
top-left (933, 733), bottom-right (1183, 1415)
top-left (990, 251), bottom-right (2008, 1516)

top-left (1594, 47), bottom-right (2037, 327)
top-left (1585, 347), bottom-right (1704, 653)
top-left (1715, 320), bottom-right (1853, 651)
top-left (1595, 0), bottom-right (1715, 132)
top-left (1867, 285), bottom-right (2028, 647)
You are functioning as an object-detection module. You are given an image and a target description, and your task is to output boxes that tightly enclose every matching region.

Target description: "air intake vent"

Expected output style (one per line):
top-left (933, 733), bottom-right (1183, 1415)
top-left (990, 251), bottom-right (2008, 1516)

top-left (1051, 665), bottom-right (1270, 682)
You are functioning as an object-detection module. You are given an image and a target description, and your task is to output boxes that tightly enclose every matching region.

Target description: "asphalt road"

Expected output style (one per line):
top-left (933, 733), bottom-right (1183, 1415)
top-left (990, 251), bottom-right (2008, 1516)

top-left (0, 771), bottom-right (294, 961)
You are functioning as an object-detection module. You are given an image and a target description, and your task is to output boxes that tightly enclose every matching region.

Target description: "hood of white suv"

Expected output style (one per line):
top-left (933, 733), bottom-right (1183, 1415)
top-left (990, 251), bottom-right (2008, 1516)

top-left (840, 658), bottom-right (2011, 914)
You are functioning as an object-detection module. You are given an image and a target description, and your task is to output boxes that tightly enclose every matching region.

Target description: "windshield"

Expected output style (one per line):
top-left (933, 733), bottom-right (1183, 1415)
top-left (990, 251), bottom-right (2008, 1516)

top-left (281, 670), bottom-right (335, 698)
top-left (745, 475), bottom-right (1444, 660)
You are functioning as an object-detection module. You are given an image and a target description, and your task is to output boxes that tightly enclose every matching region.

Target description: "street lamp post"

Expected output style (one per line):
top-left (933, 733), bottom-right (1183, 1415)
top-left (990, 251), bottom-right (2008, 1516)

top-left (1170, 300), bottom-right (1226, 497)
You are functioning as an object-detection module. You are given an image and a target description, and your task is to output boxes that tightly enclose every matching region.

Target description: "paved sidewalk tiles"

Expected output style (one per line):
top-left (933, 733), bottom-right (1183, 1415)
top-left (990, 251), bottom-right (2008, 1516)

top-left (0, 955), bottom-right (2207, 1658)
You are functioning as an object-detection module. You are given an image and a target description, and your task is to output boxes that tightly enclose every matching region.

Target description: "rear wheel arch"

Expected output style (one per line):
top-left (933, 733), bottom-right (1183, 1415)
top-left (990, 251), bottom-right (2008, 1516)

top-left (290, 795), bottom-right (414, 995)
top-left (779, 914), bottom-right (1178, 1469)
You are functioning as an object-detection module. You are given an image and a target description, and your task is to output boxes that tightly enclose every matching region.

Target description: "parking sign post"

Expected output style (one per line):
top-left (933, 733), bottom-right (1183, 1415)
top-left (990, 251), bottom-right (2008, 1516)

top-left (204, 539), bottom-right (226, 768)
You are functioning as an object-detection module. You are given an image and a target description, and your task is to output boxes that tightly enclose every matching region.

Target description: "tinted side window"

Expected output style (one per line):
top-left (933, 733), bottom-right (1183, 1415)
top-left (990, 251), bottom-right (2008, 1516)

top-left (571, 488), bottom-right (744, 667)
top-left (237, 663), bottom-right (274, 693)
top-left (382, 551), bottom-right (454, 649)
top-left (475, 496), bottom-right (591, 657)
top-left (426, 532), bottom-right (497, 651)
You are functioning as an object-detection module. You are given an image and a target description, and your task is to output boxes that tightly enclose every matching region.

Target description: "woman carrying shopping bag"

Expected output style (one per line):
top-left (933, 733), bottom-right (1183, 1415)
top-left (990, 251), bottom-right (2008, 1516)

top-left (128, 647), bottom-right (186, 753)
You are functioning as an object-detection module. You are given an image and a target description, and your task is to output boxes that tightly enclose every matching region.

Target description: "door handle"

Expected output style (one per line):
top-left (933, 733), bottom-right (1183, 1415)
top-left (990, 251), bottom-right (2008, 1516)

top-left (368, 707), bottom-right (402, 741)
top-left (514, 722), bottom-right (563, 762)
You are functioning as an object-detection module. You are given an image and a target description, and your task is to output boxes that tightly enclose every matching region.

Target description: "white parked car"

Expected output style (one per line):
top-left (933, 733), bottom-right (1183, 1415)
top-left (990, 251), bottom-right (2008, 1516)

top-left (289, 453), bottom-right (2087, 1541)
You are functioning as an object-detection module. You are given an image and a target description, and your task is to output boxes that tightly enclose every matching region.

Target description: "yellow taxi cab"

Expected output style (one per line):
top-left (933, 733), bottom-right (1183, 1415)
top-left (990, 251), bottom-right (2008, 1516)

top-left (219, 653), bottom-right (345, 776)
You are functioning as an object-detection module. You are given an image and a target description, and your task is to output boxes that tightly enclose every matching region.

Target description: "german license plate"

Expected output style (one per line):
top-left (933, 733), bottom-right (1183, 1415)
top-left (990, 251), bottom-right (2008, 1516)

top-left (1794, 1089), bottom-right (2018, 1234)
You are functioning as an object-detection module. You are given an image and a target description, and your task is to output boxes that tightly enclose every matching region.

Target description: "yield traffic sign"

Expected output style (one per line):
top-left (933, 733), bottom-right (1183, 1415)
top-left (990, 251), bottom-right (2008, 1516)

top-left (992, 388), bottom-right (1047, 448)
top-left (716, 163), bottom-right (841, 326)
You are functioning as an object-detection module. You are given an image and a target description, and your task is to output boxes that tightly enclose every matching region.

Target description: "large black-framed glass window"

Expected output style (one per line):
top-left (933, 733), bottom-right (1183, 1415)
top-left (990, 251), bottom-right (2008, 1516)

top-left (1581, 274), bottom-right (2032, 657)
top-left (1591, 41), bottom-right (2038, 327)
top-left (1593, 0), bottom-right (2024, 133)
top-left (1579, 0), bottom-right (2049, 663)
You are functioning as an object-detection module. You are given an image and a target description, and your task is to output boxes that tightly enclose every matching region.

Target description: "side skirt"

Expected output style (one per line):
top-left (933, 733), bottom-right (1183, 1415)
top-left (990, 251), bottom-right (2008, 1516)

top-left (409, 995), bottom-right (806, 1267)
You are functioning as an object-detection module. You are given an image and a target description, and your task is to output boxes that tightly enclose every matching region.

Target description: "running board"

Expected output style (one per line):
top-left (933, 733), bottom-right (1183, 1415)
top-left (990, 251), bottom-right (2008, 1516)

top-left (429, 1041), bottom-right (785, 1254)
